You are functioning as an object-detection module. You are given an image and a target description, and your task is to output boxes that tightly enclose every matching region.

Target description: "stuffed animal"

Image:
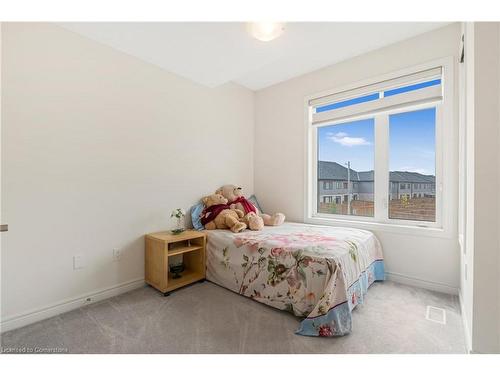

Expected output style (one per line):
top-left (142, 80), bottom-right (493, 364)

top-left (245, 211), bottom-right (265, 231)
top-left (215, 185), bottom-right (285, 230)
top-left (201, 193), bottom-right (247, 233)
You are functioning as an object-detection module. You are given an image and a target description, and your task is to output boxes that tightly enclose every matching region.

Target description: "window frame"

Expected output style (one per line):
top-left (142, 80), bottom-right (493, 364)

top-left (304, 57), bottom-right (454, 238)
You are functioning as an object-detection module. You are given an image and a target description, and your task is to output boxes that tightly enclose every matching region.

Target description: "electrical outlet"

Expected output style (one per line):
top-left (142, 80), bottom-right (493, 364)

top-left (113, 248), bottom-right (122, 261)
top-left (73, 254), bottom-right (85, 270)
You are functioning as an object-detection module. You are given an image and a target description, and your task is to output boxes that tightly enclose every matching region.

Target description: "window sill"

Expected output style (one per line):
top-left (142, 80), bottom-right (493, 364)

top-left (304, 215), bottom-right (454, 239)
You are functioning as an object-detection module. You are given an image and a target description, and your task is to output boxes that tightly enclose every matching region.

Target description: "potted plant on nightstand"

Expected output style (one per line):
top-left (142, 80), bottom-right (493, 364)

top-left (170, 208), bottom-right (186, 235)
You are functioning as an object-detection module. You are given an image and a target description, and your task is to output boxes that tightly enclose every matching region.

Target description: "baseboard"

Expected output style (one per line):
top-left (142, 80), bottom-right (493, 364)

top-left (385, 271), bottom-right (459, 295)
top-left (0, 278), bottom-right (145, 333)
top-left (458, 291), bottom-right (472, 353)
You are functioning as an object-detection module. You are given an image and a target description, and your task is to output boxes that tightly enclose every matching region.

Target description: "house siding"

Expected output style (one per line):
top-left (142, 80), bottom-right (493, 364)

top-left (318, 161), bottom-right (435, 203)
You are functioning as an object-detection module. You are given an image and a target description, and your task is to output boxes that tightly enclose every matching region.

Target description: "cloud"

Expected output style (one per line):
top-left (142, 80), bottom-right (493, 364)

top-left (328, 131), bottom-right (371, 147)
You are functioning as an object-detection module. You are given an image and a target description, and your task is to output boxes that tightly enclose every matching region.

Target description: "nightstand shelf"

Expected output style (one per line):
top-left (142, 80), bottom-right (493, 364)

top-left (167, 268), bottom-right (202, 291)
top-left (167, 244), bottom-right (203, 257)
top-left (145, 230), bottom-right (206, 295)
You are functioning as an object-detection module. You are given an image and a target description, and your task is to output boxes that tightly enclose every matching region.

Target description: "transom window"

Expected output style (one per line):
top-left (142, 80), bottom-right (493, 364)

top-left (306, 64), bottom-right (450, 229)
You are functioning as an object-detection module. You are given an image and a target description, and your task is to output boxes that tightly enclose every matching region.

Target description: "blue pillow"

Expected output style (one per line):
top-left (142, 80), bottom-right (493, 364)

top-left (190, 202), bottom-right (205, 230)
top-left (248, 194), bottom-right (264, 214)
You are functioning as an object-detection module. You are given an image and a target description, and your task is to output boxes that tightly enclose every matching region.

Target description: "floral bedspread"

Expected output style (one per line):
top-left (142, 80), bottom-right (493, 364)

top-left (205, 222), bottom-right (384, 337)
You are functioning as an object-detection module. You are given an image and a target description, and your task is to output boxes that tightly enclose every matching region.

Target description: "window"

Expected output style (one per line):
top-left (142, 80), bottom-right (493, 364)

top-left (317, 118), bottom-right (375, 217)
top-left (307, 62), bottom-right (449, 230)
top-left (389, 108), bottom-right (436, 221)
top-left (316, 93), bottom-right (380, 112)
top-left (384, 79), bottom-right (441, 97)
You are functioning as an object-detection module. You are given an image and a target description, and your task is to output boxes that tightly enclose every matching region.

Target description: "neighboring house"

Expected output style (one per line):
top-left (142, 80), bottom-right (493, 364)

top-left (318, 161), bottom-right (435, 203)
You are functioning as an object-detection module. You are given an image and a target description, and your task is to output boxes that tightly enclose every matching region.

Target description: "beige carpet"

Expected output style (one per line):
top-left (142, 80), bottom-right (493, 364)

top-left (0, 280), bottom-right (466, 354)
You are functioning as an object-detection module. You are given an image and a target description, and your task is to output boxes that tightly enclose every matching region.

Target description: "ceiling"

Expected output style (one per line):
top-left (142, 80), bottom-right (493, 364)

top-left (59, 22), bottom-right (449, 91)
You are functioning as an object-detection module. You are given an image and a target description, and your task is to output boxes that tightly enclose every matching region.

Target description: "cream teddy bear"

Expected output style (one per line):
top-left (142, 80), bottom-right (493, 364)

top-left (215, 185), bottom-right (285, 230)
top-left (201, 193), bottom-right (247, 233)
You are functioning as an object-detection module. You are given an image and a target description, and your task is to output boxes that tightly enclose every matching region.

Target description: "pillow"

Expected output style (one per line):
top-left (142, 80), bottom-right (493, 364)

top-left (190, 202), bottom-right (205, 230)
top-left (248, 194), bottom-right (264, 214)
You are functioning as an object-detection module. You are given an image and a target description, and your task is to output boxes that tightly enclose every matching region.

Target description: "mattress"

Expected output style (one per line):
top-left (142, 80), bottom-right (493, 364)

top-left (206, 222), bottom-right (384, 337)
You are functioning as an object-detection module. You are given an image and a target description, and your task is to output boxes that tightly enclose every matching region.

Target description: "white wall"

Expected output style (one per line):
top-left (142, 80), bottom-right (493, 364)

top-left (496, 22), bottom-right (500, 353)
top-left (463, 22), bottom-right (500, 354)
top-left (459, 22), bottom-right (475, 353)
top-left (496, 23), bottom-right (500, 353)
top-left (0, 23), bottom-right (255, 328)
top-left (255, 24), bottom-right (461, 292)
top-left (0, 22), bottom-right (3, 330)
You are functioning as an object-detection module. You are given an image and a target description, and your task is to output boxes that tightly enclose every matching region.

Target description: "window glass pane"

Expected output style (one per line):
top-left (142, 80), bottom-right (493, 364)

top-left (316, 93), bottom-right (380, 113)
top-left (317, 118), bottom-right (374, 217)
top-left (384, 79), bottom-right (441, 97)
top-left (389, 107), bottom-right (436, 222)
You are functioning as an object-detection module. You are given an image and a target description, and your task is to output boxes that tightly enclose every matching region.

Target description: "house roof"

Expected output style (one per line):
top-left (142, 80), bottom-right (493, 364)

top-left (318, 161), bottom-right (361, 181)
top-left (388, 171), bottom-right (435, 183)
top-left (318, 161), bottom-right (435, 183)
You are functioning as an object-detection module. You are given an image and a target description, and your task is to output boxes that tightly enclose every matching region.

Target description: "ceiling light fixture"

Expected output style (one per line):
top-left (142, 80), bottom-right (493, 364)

top-left (247, 22), bottom-right (285, 42)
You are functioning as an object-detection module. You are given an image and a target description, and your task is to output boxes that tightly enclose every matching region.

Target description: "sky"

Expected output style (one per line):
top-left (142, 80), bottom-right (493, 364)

top-left (317, 107), bottom-right (436, 176)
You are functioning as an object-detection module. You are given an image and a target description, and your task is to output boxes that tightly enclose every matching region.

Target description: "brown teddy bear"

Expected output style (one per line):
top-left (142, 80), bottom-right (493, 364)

top-left (201, 193), bottom-right (247, 233)
top-left (245, 211), bottom-right (265, 231)
top-left (215, 185), bottom-right (285, 230)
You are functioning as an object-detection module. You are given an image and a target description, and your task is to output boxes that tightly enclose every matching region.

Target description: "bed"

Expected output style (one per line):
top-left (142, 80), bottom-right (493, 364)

top-left (205, 222), bottom-right (384, 337)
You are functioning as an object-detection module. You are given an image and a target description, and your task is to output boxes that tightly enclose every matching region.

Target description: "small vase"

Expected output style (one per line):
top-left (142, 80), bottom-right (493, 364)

top-left (171, 218), bottom-right (185, 235)
top-left (169, 263), bottom-right (185, 279)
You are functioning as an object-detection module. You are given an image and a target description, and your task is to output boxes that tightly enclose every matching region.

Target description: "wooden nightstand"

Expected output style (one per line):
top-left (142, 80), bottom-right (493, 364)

top-left (145, 230), bottom-right (206, 296)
